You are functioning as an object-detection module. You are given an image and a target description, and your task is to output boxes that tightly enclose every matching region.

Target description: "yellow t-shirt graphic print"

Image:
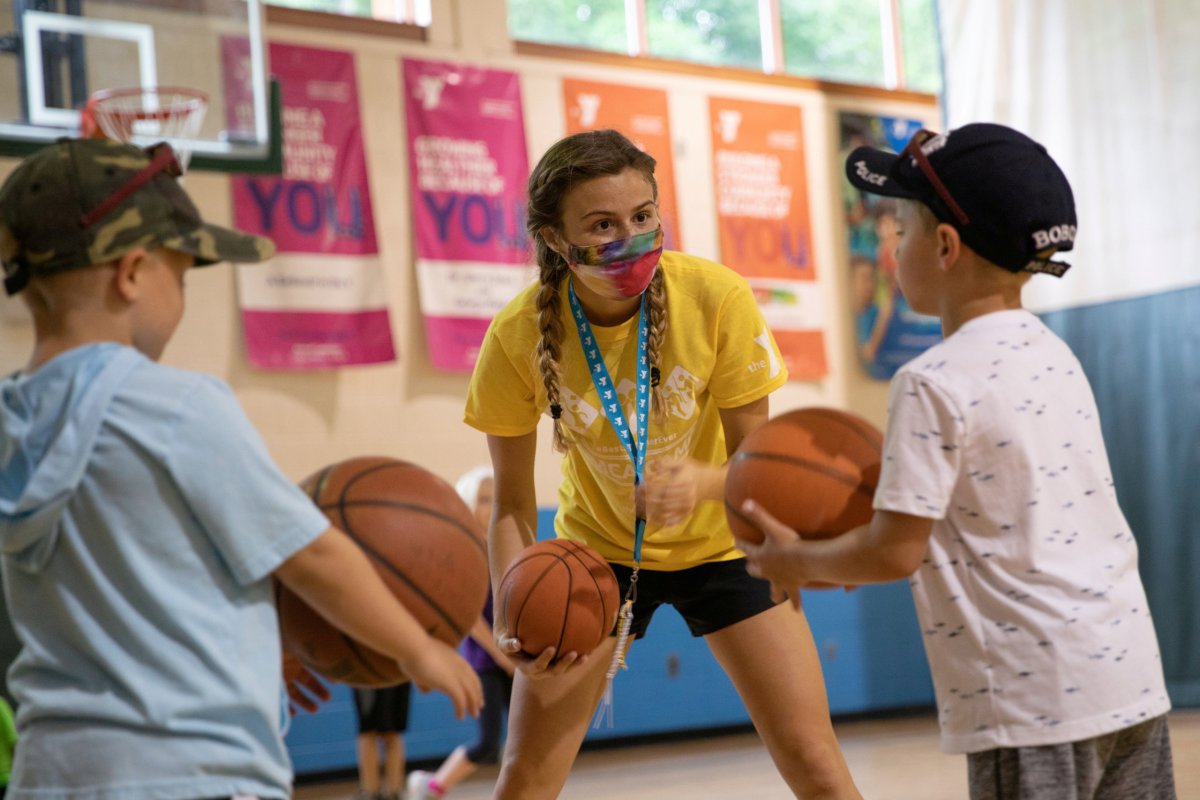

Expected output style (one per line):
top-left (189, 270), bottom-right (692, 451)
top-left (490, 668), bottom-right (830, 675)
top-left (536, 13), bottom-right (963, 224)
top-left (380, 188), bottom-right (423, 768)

top-left (465, 251), bottom-right (787, 569)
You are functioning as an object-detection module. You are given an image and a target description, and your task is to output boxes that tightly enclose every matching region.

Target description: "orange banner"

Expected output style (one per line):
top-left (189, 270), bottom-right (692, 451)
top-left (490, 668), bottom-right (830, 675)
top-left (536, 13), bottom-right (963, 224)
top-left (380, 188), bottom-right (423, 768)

top-left (562, 78), bottom-right (682, 251)
top-left (709, 96), bottom-right (826, 380)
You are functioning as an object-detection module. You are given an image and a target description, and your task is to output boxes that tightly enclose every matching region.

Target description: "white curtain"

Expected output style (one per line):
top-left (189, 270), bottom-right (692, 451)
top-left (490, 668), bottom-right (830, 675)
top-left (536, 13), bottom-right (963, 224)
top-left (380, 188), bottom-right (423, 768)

top-left (937, 0), bottom-right (1200, 313)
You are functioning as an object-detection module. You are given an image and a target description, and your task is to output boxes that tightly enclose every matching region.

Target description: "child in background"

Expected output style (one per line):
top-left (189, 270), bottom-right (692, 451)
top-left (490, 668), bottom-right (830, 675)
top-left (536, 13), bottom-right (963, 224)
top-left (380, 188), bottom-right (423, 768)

top-left (739, 123), bottom-right (1175, 799)
top-left (0, 139), bottom-right (481, 800)
top-left (408, 466), bottom-right (517, 800)
top-left (353, 683), bottom-right (411, 800)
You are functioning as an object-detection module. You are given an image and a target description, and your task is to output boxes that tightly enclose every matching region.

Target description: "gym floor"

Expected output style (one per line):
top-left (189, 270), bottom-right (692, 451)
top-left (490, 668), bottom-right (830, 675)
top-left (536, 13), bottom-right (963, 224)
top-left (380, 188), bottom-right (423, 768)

top-left (295, 708), bottom-right (1200, 799)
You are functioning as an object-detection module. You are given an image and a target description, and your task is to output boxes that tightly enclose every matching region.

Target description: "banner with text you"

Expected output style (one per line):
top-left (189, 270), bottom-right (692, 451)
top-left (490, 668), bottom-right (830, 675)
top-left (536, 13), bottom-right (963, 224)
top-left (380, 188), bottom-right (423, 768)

top-left (224, 41), bottom-right (395, 370)
top-left (562, 78), bottom-right (682, 251)
top-left (402, 58), bottom-right (533, 372)
top-left (709, 97), bottom-right (826, 381)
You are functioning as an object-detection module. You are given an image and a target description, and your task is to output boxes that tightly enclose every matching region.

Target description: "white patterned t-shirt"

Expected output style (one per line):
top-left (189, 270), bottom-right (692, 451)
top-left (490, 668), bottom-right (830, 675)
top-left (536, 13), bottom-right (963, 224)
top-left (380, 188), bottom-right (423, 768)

top-left (875, 309), bottom-right (1170, 753)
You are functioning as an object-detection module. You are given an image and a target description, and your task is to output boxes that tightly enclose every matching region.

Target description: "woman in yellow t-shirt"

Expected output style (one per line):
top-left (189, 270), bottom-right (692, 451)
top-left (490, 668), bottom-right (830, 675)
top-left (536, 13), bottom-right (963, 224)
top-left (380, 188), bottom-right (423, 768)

top-left (464, 129), bottom-right (860, 799)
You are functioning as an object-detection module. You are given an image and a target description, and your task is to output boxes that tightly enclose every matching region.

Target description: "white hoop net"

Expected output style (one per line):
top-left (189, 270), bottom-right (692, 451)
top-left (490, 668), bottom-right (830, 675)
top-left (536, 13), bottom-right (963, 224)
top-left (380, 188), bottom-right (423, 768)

top-left (88, 87), bottom-right (209, 171)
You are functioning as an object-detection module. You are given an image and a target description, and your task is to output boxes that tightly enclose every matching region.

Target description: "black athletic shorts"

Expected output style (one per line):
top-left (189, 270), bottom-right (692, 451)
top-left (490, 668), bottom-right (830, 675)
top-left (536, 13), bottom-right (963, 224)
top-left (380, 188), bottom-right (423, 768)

top-left (353, 683), bottom-right (411, 733)
top-left (609, 557), bottom-right (777, 639)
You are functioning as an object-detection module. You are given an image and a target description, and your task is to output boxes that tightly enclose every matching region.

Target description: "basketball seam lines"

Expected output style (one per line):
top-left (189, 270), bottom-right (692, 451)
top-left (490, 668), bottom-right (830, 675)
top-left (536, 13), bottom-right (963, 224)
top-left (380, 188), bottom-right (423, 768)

top-left (302, 464), bottom-right (334, 503)
top-left (802, 408), bottom-right (883, 451)
top-left (559, 543), bottom-right (613, 648)
top-left (731, 450), bottom-right (878, 494)
top-left (724, 500), bottom-right (843, 540)
top-left (338, 634), bottom-right (393, 683)
top-left (318, 499), bottom-right (487, 559)
top-left (336, 464), bottom-right (481, 641)
top-left (506, 555), bottom-right (567, 659)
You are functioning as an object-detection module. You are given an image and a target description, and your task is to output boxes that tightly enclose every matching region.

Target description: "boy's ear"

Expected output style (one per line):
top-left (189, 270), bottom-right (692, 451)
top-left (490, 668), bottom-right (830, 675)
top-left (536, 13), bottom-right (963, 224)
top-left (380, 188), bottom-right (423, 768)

top-left (111, 247), bottom-right (150, 302)
top-left (935, 223), bottom-right (963, 272)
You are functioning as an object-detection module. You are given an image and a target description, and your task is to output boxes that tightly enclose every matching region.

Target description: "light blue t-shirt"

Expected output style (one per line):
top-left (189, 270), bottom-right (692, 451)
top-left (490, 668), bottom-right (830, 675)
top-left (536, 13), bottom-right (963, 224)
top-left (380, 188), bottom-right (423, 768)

top-left (0, 343), bottom-right (330, 800)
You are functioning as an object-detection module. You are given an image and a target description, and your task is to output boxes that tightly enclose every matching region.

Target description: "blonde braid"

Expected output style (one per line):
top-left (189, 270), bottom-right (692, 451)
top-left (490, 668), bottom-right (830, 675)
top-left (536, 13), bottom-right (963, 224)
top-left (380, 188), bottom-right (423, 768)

top-left (534, 262), bottom-right (570, 452)
top-left (646, 268), bottom-right (668, 419)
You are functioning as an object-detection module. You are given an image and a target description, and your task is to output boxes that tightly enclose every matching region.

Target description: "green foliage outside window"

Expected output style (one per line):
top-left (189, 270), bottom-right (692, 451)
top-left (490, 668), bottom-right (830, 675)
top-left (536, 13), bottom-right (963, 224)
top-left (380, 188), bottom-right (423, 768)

top-left (509, 0), bottom-right (942, 94)
top-left (779, 0), bottom-right (884, 85)
top-left (508, 0), bottom-right (628, 53)
top-left (645, 0), bottom-right (762, 69)
top-left (901, 0), bottom-right (942, 94)
top-left (281, 0), bottom-right (942, 93)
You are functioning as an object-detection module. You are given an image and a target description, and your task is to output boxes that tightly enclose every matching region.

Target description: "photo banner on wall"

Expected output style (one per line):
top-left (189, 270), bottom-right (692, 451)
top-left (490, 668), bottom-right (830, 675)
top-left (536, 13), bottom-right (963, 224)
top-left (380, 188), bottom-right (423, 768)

top-left (839, 112), bottom-right (941, 380)
top-left (562, 78), bottom-right (682, 251)
top-left (402, 57), bottom-right (534, 372)
top-left (223, 40), bottom-right (395, 370)
top-left (708, 97), bottom-right (826, 381)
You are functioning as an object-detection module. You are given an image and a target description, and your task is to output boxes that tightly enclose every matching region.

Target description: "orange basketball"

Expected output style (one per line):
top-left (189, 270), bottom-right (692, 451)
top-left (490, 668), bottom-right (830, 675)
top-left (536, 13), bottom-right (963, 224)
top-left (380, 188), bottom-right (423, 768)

top-left (498, 540), bottom-right (620, 661)
top-left (277, 457), bottom-right (488, 687)
top-left (724, 408), bottom-right (883, 545)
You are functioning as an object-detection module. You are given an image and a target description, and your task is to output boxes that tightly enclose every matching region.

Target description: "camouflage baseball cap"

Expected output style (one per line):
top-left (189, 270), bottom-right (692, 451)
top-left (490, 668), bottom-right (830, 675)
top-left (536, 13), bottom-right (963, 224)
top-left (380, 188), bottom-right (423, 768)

top-left (0, 137), bottom-right (275, 295)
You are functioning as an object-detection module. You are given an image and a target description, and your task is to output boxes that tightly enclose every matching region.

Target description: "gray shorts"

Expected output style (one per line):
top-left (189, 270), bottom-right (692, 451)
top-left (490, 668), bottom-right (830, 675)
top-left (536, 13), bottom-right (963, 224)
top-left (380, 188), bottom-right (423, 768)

top-left (967, 714), bottom-right (1176, 800)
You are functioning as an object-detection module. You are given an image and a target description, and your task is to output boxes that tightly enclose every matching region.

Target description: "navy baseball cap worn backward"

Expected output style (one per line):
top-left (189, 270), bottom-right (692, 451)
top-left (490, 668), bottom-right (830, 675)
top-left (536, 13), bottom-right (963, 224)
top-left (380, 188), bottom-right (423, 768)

top-left (845, 123), bottom-right (1077, 277)
top-left (0, 138), bottom-right (275, 295)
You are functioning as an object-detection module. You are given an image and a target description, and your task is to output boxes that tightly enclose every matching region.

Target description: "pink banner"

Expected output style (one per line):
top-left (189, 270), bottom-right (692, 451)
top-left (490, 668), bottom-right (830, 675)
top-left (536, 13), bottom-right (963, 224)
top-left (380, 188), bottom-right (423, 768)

top-left (402, 57), bottom-right (533, 372)
top-left (224, 40), bottom-right (396, 370)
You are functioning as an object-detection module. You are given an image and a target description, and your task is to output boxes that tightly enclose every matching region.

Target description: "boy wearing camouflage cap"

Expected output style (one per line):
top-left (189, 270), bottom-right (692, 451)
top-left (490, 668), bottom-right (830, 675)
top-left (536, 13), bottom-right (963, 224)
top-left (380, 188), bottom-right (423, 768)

top-left (737, 124), bottom-right (1175, 799)
top-left (0, 139), bottom-right (481, 799)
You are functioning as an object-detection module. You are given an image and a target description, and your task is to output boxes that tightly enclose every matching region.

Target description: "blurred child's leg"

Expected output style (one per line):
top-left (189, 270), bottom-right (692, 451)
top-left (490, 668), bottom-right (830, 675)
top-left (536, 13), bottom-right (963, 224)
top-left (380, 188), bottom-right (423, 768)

top-left (410, 669), bottom-right (512, 799)
top-left (706, 603), bottom-right (862, 799)
top-left (465, 669), bottom-right (511, 767)
top-left (382, 731), bottom-right (404, 797)
top-left (356, 733), bottom-right (380, 795)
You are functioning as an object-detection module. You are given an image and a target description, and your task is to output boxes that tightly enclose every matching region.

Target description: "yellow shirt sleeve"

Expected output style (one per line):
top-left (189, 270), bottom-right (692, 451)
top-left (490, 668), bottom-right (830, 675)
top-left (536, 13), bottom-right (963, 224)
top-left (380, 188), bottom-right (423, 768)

top-left (463, 314), bottom-right (543, 437)
top-left (707, 276), bottom-right (788, 408)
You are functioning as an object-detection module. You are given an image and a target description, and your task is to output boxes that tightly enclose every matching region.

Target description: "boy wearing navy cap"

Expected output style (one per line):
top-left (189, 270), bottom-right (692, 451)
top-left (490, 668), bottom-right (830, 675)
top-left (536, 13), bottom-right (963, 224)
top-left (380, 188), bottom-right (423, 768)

top-left (738, 123), bottom-right (1176, 799)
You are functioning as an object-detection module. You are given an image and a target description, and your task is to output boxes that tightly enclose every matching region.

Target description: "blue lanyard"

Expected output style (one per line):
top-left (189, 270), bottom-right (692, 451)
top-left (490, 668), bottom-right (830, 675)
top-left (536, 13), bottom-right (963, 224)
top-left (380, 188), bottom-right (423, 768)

top-left (567, 281), bottom-right (649, 562)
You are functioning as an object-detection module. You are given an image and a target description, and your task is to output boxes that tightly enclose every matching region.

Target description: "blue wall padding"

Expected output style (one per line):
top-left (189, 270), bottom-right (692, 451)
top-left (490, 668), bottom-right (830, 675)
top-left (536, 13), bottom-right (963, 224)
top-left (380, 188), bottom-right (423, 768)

top-left (288, 507), bottom-right (933, 774)
top-left (1041, 285), bottom-right (1200, 705)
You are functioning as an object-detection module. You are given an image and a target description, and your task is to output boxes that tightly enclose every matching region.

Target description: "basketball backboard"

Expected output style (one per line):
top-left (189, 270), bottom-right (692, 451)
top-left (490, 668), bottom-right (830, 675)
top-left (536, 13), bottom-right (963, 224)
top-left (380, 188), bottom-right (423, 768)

top-left (0, 0), bottom-right (280, 172)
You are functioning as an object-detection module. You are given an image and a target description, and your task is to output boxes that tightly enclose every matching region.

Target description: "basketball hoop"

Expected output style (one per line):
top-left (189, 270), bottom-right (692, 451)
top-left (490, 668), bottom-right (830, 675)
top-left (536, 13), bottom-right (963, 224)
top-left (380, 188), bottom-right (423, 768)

top-left (82, 86), bottom-right (209, 171)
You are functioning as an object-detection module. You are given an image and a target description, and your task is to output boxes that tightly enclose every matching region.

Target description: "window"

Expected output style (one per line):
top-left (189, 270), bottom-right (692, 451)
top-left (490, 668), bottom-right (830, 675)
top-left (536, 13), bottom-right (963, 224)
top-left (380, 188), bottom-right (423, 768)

top-left (506, 0), bottom-right (626, 53)
top-left (899, 0), bottom-right (941, 94)
top-left (645, 0), bottom-right (762, 70)
top-left (779, 0), bottom-right (883, 86)
top-left (265, 0), bottom-right (430, 25)
top-left (509, 0), bottom-right (943, 94)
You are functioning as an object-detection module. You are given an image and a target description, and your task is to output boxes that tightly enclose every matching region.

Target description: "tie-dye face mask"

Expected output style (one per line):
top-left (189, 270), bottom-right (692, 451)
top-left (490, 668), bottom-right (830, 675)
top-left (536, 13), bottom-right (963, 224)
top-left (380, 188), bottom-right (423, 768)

top-left (567, 228), bottom-right (664, 300)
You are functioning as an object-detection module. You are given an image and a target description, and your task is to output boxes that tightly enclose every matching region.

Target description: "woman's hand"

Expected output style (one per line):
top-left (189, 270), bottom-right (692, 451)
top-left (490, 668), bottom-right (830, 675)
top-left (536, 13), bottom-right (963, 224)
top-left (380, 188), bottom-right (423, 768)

top-left (495, 623), bottom-right (587, 679)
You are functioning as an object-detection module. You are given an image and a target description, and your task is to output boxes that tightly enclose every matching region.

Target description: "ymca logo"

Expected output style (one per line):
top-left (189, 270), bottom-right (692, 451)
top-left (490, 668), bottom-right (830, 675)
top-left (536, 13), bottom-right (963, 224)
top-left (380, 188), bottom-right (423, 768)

top-left (576, 93), bottom-right (601, 127)
top-left (717, 110), bottom-right (743, 143)
top-left (1032, 224), bottom-right (1076, 249)
top-left (751, 327), bottom-right (782, 379)
top-left (415, 71), bottom-right (462, 110)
